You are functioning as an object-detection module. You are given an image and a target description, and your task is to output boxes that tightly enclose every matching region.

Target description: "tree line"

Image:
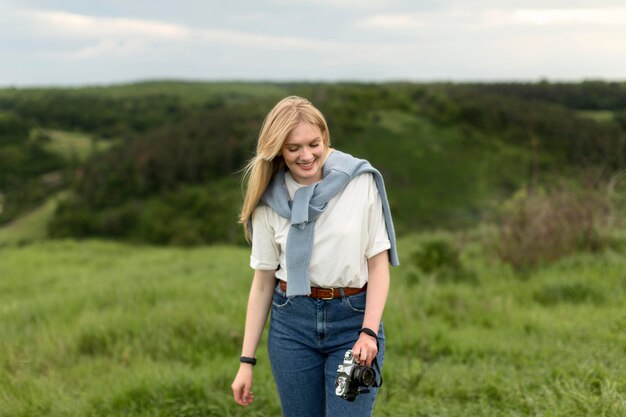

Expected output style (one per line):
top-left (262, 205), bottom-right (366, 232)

top-left (0, 81), bottom-right (624, 245)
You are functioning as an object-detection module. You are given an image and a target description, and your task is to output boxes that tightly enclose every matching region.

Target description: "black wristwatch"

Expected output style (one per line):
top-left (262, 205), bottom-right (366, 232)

top-left (240, 356), bottom-right (257, 366)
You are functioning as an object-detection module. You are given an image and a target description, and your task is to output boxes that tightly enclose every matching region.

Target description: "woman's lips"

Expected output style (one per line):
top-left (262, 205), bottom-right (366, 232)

top-left (298, 160), bottom-right (315, 170)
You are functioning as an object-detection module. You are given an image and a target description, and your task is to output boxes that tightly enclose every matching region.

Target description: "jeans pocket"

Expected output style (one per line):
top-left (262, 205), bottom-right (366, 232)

top-left (272, 291), bottom-right (292, 309)
top-left (343, 291), bottom-right (366, 313)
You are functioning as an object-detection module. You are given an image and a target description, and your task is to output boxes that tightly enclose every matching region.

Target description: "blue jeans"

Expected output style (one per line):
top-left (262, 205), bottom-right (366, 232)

top-left (268, 282), bottom-right (385, 417)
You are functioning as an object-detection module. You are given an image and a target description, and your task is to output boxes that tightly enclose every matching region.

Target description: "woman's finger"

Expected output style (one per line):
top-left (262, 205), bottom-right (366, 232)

top-left (232, 382), bottom-right (253, 406)
top-left (232, 384), bottom-right (244, 405)
top-left (366, 346), bottom-right (378, 366)
top-left (242, 385), bottom-right (253, 405)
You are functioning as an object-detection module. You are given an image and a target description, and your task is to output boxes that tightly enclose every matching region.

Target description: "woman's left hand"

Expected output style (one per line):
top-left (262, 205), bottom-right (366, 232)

top-left (351, 332), bottom-right (378, 367)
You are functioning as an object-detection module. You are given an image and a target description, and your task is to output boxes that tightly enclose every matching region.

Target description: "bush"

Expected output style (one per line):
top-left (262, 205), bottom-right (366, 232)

top-left (48, 197), bottom-right (98, 238)
top-left (410, 237), bottom-right (475, 284)
top-left (496, 185), bottom-right (609, 269)
top-left (49, 179), bottom-right (246, 246)
top-left (413, 238), bottom-right (462, 273)
top-left (534, 282), bottom-right (606, 306)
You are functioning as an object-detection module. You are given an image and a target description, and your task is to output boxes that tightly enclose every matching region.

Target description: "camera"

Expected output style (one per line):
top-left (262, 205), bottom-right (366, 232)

top-left (335, 350), bottom-right (377, 402)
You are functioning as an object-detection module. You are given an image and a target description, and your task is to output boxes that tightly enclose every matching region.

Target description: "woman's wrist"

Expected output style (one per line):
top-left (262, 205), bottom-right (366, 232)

top-left (359, 327), bottom-right (378, 340)
top-left (239, 356), bottom-right (257, 366)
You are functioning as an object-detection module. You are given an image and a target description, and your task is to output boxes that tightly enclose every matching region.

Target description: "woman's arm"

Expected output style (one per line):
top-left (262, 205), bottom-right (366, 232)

top-left (231, 268), bottom-right (276, 406)
top-left (351, 250), bottom-right (389, 367)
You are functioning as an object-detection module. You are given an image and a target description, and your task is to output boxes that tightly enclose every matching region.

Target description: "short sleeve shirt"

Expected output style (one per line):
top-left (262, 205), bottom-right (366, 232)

top-left (250, 171), bottom-right (390, 288)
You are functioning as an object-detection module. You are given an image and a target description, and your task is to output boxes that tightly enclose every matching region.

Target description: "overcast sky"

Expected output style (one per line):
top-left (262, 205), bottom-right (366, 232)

top-left (1, 0), bottom-right (625, 86)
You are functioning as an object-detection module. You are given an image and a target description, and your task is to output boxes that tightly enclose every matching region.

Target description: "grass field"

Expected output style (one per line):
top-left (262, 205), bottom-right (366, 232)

top-left (35, 129), bottom-right (116, 163)
top-left (576, 110), bottom-right (616, 123)
top-left (1, 234), bottom-right (625, 417)
top-left (0, 192), bottom-right (68, 247)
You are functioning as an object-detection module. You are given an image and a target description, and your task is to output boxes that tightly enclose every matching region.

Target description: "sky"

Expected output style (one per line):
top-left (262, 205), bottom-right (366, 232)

top-left (1, 0), bottom-right (625, 86)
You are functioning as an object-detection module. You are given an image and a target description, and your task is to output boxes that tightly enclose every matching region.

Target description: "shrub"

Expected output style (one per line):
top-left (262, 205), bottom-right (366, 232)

top-left (534, 282), bottom-right (606, 306)
top-left (496, 185), bottom-right (609, 269)
top-left (410, 237), bottom-right (475, 284)
top-left (413, 238), bottom-right (462, 273)
top-left (49, 178), bottom-right (246, 246)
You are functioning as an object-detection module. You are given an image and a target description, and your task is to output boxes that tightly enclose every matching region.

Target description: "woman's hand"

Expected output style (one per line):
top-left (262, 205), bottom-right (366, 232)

top-left (231, 364), bottom-right (255, 406)
top-left (351, 332), bottom-right (378, 367)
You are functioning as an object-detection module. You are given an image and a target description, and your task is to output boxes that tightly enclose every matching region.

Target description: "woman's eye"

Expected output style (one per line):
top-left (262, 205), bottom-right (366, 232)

top-left (310, 143), bottom-right (319, 147)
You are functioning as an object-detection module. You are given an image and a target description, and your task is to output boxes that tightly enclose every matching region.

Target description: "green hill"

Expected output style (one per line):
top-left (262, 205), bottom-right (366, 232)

top-left (1, 81), bottom-right (624, 246)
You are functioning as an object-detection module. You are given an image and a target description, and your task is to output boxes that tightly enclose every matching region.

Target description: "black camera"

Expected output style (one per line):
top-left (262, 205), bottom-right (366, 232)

top-left (335, 350), bottom-right (378, 402)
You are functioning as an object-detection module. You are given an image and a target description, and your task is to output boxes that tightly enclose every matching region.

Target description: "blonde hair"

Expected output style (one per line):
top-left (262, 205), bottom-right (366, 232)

top-left (240, 96), bottom-right (331, 240)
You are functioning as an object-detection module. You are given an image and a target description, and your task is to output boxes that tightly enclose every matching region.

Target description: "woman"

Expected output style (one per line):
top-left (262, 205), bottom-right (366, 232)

top-left (231, 96), bottom-right (399, 417)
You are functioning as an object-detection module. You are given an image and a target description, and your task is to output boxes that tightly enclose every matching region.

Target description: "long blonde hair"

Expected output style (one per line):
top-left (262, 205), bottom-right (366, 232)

top-left (240, 96), bottom-right (331, 240)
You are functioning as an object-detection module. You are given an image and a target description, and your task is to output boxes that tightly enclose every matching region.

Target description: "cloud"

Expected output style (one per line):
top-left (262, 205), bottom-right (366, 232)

top-left (349, 5), bottom-right (626, 81)
top-left (196, 29), bottom-right (333, 50)
top-left (356, 7), bottom-right (626, 33)
top-left (22, 9), bottom-right (190, 39)
top-left (511, 8), bottom-right (626, 26)
top-left (14, 8), bottom-right (339, 59)
top-left (3, 2), bottom-right (626, 84)
top-left (356, 14), bottom-right (426, 29)
top-left (65, 39), bottom-right (147, 59)
top-left (279, 0), bottom-right (400, 10)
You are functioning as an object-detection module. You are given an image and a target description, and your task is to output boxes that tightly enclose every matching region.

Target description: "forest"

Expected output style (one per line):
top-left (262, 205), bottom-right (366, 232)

top-left (1, 81), bottom-right (624, 250)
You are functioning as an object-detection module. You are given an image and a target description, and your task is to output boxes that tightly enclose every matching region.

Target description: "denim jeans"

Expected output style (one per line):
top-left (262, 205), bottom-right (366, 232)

top-left (268, 282), bottom-right (385, 417)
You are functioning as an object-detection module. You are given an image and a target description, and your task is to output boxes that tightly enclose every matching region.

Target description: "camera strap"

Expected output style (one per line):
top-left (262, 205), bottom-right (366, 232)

top-left (371, 356), bottom-right (383, 388)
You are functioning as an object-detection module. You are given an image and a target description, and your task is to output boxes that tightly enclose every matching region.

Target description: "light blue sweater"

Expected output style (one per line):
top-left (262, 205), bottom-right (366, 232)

top-left (260, 149), bottom-right (399, 296)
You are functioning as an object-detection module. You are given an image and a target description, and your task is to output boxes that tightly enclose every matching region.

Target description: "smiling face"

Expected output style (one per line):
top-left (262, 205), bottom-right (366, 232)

top-left (281, 122), bottom-right (326, 185)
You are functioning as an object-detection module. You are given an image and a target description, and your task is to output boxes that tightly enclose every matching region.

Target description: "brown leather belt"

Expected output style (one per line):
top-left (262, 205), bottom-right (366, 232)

top-left (278, 280), bottom-right (367, 300)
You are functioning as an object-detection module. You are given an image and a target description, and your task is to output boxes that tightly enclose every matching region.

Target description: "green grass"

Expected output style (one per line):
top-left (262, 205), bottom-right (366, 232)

top-left (0, 241), bottom-right (274, 417)
top-left (0, 192), bottom-right (67, 247)
top-left (1, 235), bottom-right (624, 416)
top-left (576, 110), bottom-right (615, 123)
top-left (34, 129), bottom-right (116, 163)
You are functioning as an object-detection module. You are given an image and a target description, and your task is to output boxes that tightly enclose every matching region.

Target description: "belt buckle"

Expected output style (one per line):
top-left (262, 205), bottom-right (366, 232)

top-left (321, 288), bottom-right (334, 300)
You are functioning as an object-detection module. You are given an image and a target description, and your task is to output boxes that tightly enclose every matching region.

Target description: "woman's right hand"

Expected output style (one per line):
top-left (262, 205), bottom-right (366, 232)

top-left (231, 364), bottom-right (254, 406)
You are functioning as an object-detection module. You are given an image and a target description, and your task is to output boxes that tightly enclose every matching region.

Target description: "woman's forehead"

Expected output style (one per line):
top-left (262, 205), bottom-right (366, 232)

top-left (284, 122), bottom-right (322, 145)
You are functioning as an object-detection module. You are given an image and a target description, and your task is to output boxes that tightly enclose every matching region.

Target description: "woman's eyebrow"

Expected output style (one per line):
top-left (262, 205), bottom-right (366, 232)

top-left (284, 137), bottom-right (321, 146)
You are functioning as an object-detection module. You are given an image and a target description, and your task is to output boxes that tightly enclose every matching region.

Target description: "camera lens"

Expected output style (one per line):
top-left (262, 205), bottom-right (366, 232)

top-left (362, 367), bottom-right (375, 386)
top-left (355, 366), bottom-right (375, 387)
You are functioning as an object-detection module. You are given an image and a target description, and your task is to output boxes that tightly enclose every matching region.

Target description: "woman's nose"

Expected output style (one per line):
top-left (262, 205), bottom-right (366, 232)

top-left (299, 147), bottom-right (312, 160)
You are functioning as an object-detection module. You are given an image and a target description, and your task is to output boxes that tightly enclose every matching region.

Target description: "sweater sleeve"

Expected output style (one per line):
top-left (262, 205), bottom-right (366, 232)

top-left (250, 206), bottom-right (280, 270)
top-left (365, 173), bottom-right (391, 259)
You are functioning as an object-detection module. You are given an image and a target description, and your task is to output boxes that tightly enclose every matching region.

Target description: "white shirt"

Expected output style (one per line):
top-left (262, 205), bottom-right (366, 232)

top-left (250, 171), bottom-right (390, 288)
